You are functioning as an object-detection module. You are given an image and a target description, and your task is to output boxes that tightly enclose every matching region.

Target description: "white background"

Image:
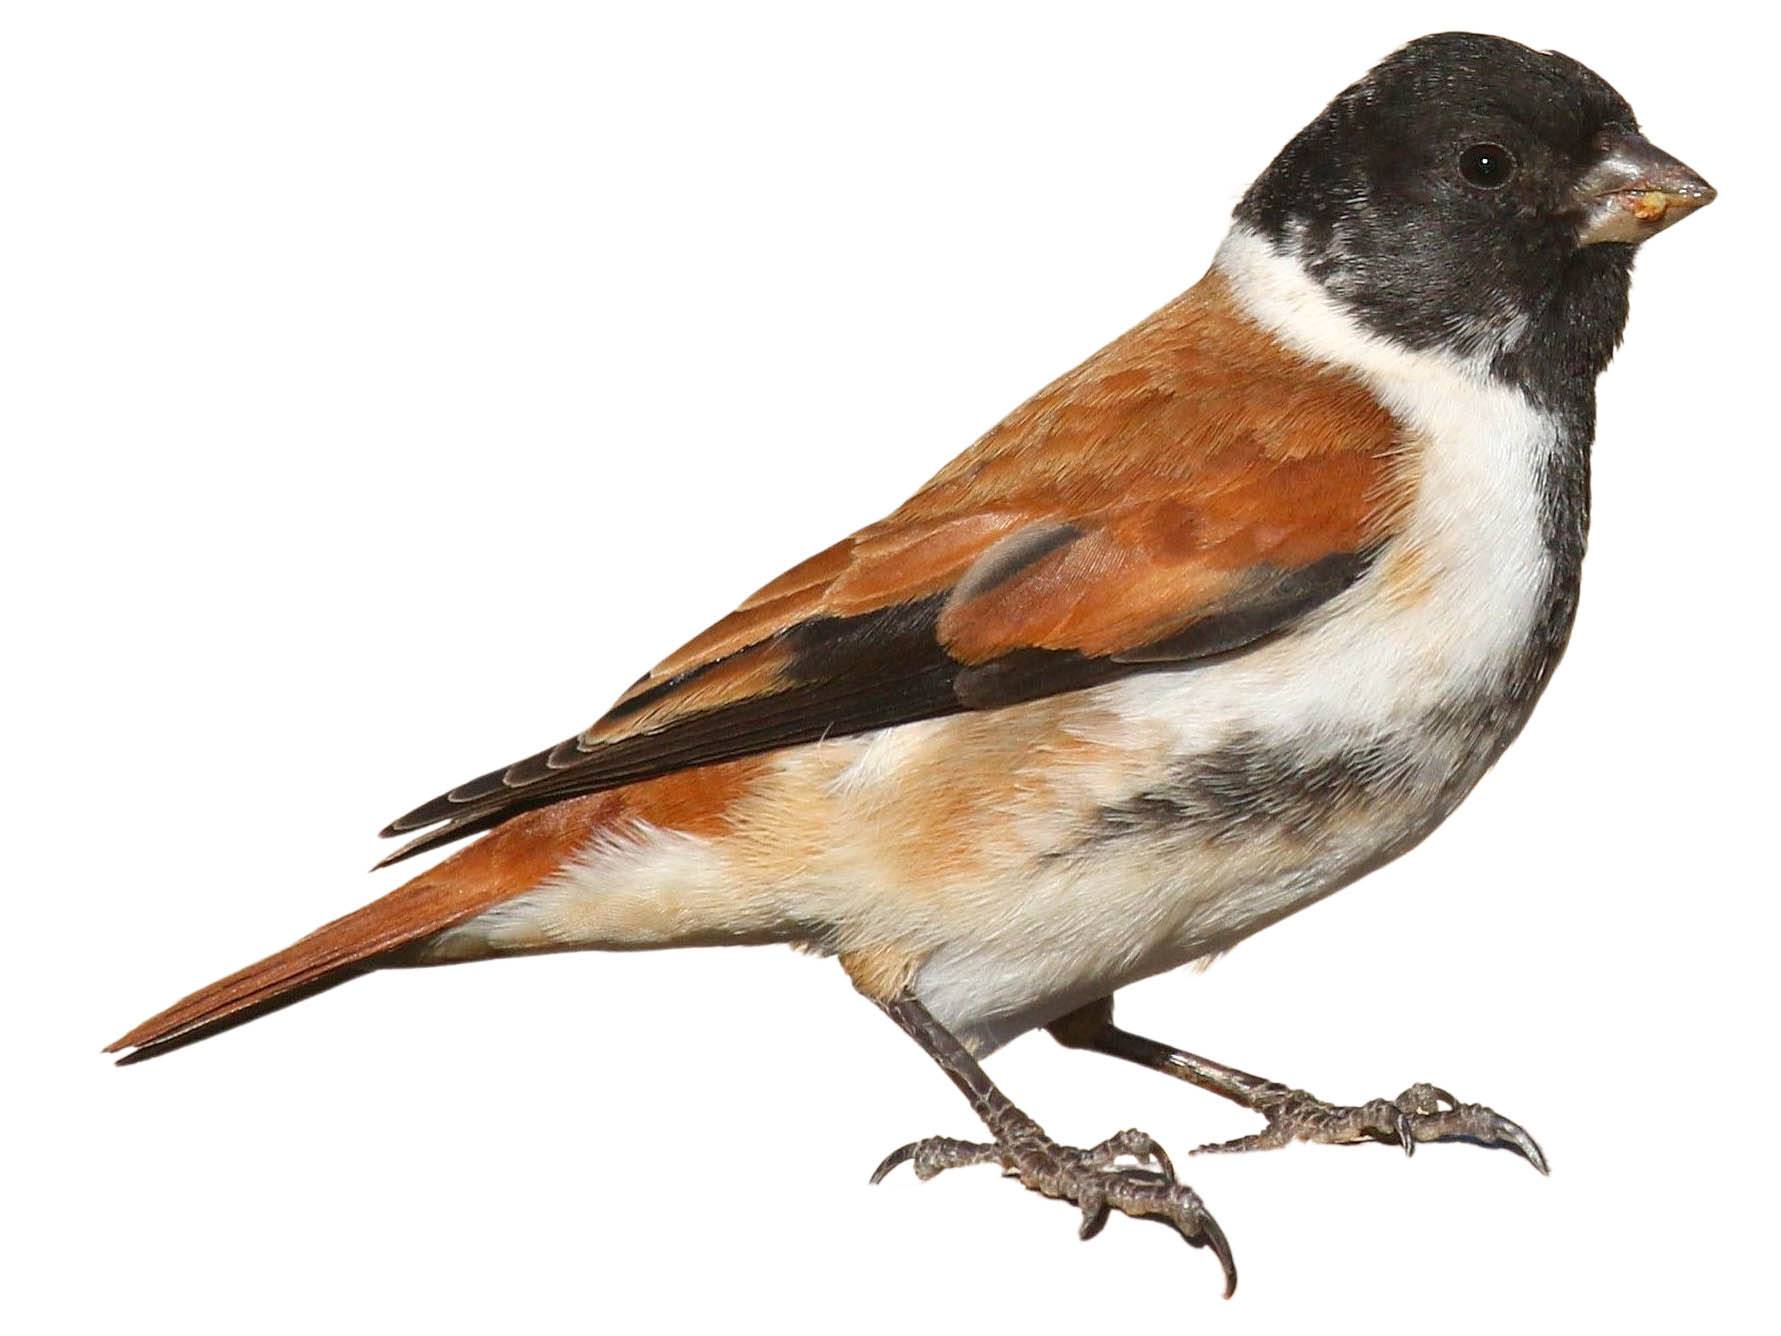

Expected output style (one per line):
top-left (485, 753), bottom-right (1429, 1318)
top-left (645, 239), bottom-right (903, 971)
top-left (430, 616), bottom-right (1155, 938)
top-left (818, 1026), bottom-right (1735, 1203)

top-left (5, 2), bottom-right (1774, 1331)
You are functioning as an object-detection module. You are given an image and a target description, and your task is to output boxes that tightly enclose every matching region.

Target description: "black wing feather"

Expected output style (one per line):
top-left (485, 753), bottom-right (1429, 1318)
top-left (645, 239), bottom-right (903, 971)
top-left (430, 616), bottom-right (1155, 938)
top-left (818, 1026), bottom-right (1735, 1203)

top-left (377, 549), bottom-right (1377, 866)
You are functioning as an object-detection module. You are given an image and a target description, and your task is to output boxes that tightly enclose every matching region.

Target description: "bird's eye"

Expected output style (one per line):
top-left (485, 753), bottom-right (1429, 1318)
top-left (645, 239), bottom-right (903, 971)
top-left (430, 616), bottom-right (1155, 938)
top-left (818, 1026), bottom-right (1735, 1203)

top-left (1458, 143), bottom-right (1516, 188)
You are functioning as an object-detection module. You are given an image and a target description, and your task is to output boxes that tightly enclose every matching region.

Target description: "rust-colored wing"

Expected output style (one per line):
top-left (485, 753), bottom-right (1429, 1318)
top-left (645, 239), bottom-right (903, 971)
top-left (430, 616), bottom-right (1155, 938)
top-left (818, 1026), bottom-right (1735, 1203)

top-left (380, 271), bottom-right (1410, 864)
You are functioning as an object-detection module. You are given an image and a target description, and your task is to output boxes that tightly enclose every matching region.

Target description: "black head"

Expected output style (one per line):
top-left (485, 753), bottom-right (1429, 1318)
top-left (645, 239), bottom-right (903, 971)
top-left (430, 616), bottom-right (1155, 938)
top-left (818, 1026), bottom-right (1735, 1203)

top-left (1236, 33), bottom-right (1713, 390)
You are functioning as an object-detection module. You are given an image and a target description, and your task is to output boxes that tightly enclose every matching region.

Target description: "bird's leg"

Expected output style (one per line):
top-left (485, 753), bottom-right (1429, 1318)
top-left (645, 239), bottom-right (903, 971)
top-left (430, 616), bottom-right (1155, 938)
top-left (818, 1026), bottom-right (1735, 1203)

top-left (869, 990), bottom-right (1237, 1296)
top-left (1047, 996), bottom-right (1547, 1173)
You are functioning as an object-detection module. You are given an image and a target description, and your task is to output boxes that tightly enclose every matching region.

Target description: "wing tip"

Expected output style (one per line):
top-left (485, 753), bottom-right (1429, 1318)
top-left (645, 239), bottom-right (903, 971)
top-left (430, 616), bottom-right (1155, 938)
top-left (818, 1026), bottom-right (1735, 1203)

top-left (370, 838), bottom-right (426, 871)
top-left (375, 736), bottom-right (589, 851)
top-left (372, 811), bottom-right (509, 870)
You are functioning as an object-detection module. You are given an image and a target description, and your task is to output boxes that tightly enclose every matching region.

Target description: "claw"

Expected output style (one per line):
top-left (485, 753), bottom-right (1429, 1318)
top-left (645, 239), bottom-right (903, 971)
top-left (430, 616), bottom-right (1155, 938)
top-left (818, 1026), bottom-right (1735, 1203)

top-left (1149, 1144), bottom-right (1178, 1183)
top-left (869, 1142), bottom-right (916, 1184)
top-left (1396, 1110), bottom-right (1415, 1157)
top-left (1498, 1119), bottom-right (1550, 1176)
top-left (1432, 1100), bottom-right (1550, 1175)
top-left (1079, 1192), bottom-right (1111, 1240)
top-left (1197, 1210), bottom-right (1238, 1299)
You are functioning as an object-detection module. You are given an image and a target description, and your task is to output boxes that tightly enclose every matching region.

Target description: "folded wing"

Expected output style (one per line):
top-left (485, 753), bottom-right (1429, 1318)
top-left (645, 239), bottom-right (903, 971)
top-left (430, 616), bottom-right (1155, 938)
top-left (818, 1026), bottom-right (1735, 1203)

top-left (380, 272), bottom-right (1410, 864)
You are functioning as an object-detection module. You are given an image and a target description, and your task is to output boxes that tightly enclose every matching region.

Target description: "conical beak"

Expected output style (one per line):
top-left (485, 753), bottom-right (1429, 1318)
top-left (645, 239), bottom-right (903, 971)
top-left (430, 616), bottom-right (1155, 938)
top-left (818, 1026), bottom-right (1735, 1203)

top-left (1575, 127), bottom-right (1716, 245)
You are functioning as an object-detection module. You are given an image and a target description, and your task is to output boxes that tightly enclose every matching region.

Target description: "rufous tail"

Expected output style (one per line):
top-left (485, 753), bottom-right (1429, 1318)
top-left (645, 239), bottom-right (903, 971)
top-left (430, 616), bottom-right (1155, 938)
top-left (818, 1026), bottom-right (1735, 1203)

top-left (106, 795), bottom-right (615, 1064)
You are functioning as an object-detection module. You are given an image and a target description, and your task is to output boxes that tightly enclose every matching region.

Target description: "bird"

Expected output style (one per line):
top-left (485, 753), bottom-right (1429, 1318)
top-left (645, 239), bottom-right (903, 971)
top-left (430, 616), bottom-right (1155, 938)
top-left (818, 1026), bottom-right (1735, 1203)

top-left (109, 31), bottom-right (1714, 1296)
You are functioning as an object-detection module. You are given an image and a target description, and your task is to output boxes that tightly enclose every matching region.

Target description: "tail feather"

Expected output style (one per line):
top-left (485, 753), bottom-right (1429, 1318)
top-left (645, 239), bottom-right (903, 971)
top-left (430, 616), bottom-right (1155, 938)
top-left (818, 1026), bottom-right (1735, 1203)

top-left (106, 793), bottom-right (619, 1063)
top-left (111, 967), bottom-right (374, 1066)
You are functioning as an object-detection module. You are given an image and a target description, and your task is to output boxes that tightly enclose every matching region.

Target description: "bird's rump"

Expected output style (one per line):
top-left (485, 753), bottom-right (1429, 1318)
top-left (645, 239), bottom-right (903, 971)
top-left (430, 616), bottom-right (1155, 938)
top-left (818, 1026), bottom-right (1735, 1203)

top-left (380, 271), bottom-right (1412, 864)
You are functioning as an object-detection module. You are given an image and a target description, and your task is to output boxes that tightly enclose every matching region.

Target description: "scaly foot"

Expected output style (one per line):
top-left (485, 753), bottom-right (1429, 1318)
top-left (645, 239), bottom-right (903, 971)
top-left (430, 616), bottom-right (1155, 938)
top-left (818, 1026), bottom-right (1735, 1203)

top-left (1194, 1081), bottom-right (1547, 1173)
top-left (873, 1120), bottom-right (1236, 1296)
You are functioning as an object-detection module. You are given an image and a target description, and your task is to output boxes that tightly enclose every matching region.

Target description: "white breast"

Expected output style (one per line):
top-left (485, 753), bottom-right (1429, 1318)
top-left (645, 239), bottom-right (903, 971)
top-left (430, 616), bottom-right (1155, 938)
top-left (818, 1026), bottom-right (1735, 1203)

top-left (1199, 225), bottom-right (1558, 731)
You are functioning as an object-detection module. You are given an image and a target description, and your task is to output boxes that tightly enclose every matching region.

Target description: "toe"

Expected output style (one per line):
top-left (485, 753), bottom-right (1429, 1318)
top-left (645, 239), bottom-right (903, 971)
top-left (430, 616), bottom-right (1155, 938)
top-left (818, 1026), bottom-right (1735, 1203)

top-left (1397, 1094), bottom-right (1549, 1173)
